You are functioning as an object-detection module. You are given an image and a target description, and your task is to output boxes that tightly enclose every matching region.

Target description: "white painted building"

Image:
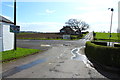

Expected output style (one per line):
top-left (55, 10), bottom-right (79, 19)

top-left (0, 15), bottom-right (14, 52)
top-left (117, 28), bottom-right (120, 33)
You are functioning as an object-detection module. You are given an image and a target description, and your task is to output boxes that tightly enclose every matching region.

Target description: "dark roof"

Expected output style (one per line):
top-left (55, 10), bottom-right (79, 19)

top-left (60, 26), bottom-right (73, 31)
top-left (0, 15), bottom-right (14, 24)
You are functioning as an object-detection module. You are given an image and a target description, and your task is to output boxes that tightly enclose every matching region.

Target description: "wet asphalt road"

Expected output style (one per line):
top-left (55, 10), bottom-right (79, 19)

top-left (16, 39), bottom-right (85, 50)
top-left (2, 33), bottom-right (120, 78)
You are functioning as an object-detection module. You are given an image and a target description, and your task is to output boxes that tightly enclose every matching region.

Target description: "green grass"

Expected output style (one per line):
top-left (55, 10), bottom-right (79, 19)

top-left (95, 32), bottom-right (118, 39)
top-left (0, 48), bottom-right (40, 62)
top-left (82, 33), bottom-right (88, 38)
top-left (95, 32), bottom-right (120, 42)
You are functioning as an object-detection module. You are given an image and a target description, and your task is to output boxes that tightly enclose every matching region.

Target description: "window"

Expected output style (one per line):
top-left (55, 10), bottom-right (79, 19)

top-left (61, 30), bottom-right (65, 32)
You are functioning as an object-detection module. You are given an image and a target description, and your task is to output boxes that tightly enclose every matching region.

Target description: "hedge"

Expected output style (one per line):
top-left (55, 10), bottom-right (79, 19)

top-left (85, 41), bottom-right (120, 68)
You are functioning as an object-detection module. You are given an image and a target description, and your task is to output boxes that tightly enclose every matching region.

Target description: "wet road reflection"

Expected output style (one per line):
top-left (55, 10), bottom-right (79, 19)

top-left (71, 46), bottom-right (94, 69)
top-left (2, 58), bottom-right (47, 78)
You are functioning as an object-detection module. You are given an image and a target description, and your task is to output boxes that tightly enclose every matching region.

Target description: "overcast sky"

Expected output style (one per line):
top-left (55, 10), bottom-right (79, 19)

top-left (0, 0), bottom-right (119, 32)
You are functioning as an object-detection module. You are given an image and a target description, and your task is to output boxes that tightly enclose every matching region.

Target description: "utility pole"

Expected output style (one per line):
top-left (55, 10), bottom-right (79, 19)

top-left (14, 0), bottom-right (16, 50)
top-left (108, 8), bottom-right (114, 46)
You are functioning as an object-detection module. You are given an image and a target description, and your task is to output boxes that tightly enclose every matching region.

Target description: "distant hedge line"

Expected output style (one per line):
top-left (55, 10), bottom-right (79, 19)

top-left (85, 41), bottom-right (120, 68)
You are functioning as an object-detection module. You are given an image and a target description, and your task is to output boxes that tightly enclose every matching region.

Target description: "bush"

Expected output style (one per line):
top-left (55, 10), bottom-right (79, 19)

top-left (85, 41), bottom-right (120, 68)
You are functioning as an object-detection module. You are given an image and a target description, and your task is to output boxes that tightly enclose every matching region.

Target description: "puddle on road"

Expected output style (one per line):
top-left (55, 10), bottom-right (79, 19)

top-left (2, 58), bottom-right (47, 78)
top-left (71, 46), bottom-right (94, 69)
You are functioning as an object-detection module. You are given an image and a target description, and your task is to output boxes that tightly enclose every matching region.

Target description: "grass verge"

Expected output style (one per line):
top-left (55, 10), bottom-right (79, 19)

top-left (0, 48), bottom-right (40, 62)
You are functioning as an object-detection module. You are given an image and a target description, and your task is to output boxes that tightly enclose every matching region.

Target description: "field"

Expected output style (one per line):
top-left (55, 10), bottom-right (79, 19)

top-left (17, 32), bottom-right (87, 40)
top-left (17, 33), bottom-right (63, 40)
top-left (95, 32), bottom-right (120, 42)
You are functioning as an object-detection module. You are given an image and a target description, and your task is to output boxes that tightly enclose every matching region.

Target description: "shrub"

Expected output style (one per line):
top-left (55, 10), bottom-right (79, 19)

top-left (85, 41), bottom-right (120, 68)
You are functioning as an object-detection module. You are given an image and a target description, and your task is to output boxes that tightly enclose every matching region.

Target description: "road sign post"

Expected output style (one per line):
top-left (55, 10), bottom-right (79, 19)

top-left (10, 25), bottom-right (20, 51)
top-left (10, 25), bottom-right (20, 33)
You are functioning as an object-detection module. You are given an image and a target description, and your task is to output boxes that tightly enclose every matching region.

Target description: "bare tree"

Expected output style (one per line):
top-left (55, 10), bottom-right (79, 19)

top-left (65, 19), bottom-right (89, 35)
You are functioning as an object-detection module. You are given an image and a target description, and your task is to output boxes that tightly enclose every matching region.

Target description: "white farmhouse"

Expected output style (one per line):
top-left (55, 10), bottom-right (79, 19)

top-left (0, 15), bottom-right (14, 52)
top-left (117, 28), bottom-right (120, 33)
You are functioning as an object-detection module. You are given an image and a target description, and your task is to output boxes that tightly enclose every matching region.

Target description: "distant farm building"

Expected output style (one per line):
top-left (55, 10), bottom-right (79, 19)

top-left (60, 26), bottom-right (76, 35)
top-left (0, 15), bottom-right (14, 52)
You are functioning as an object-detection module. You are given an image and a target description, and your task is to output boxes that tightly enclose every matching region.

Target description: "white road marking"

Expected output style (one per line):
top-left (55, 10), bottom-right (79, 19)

top-left (40, 44), bottom-right (51, 47)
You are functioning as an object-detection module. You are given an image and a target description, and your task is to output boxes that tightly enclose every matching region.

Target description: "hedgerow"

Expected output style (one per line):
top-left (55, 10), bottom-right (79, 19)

top-left (85, 41), bottom-right (120, 68)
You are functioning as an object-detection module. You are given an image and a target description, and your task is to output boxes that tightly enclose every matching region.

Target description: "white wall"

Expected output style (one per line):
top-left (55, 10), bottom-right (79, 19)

top-left (3, 24), bottom-right (14, 51)
top-left (63, 35), bottom-right (70, 39)
top-left (0, 38), bottom-right (2, 52)
top-left (117, 28), bottom-right (120, 33)
top-left (0, 24), bottom-right (2, 52)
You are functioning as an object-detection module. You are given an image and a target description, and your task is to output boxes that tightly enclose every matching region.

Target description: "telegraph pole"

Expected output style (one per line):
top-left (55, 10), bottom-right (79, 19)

top-left (14, 0), bottom-right (16, 50)
top-left (108, 8), bottom-right (114, 46)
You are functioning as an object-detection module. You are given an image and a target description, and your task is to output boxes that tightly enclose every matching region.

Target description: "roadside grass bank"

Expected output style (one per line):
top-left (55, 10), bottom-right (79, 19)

top-left (85, 41), bottom-right (120, 69)
top-left (0, 48), bottom-right (41, 63)
top-left (94, 32), bottom-right (120, 42)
